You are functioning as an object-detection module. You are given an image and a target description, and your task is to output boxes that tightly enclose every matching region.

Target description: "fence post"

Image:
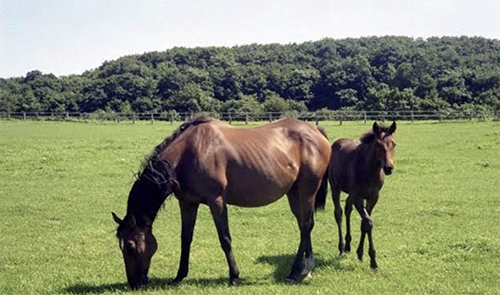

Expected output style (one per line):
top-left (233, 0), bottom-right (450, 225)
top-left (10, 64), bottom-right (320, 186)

top-left (411, 111), bottom-right (414, 123)
top-left (364, 111), bottom-right (367, 124)
top-left (170, 113), bottom-right (174, 124)
top-left (339, 112), bottom-right (343, 126)
top-left (228, 111), bottom-right (232, 124)
top-left (7, 112), bottom-right (11, 120)
top-left (245, 113), bottom-right (249, 125)
top-left (66, 112), bottom-right (69, 120)
top-left (315, 112), bottom-right (319, 126)
top-left (150, 113), bottom-right (154, 124)
top-left (269, 112), bottom-right (272, 122)
top-left (35, 112), bottom-right (39, 120)
top-left (23, 112), bottom-right (26, 120)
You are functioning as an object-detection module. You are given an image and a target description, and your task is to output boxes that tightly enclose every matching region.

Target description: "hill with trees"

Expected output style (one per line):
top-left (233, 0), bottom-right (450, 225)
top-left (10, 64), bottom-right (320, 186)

top-left (1, 36), bottom-right (499, 114)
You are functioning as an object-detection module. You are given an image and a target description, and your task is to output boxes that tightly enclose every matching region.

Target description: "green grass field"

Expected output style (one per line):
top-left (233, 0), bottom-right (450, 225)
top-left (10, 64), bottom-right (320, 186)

top-left (1, 119), bottom-right (499, 295)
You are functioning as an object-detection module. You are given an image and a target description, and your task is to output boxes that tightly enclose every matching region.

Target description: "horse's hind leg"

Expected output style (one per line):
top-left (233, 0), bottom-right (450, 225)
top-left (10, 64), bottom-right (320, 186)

top-left (344, 195), bottom-right (353, 252)
top-left (285, 188), bottom-right (315, 283)
top-left (208, 195), bottom-right (240, 286)
top-left (331, 184), bottom-right (344, 255)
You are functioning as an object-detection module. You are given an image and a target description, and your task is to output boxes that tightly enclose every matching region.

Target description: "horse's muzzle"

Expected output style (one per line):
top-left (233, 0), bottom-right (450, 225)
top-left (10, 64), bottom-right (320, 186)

top-left (383, 166), bottom-right (394, 175)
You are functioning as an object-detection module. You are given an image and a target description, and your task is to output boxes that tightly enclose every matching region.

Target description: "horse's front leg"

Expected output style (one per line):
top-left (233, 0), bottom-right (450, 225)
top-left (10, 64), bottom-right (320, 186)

top-left (354, 195), bottom-right (378, 269)
top-left (172, 200), bottom-right (199, 284)
top-left (208, 195), bottom-right (240, 286)
top-left (353, 195), bottom-right (369, 263)
top-left (366, 196), bottom-right (379, 269)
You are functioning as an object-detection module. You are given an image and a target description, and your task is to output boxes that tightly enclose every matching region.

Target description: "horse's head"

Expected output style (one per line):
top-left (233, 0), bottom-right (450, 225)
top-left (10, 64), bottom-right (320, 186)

top-left (372, 121), bottom-right (397, 175)
top-left (111, 160), bottom-right (179, 289)
top-left (112, 212), bottom-right (157, 289)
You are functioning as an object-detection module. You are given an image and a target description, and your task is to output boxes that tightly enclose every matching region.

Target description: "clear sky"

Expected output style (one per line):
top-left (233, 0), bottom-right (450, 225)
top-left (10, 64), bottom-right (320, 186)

top-left (1, 0), bottom-right (499, 78)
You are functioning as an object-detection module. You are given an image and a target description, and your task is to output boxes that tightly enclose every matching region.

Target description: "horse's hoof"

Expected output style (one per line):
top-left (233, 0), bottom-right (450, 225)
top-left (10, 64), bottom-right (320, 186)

top-left (345, 245), bottom-right (351, 252)
top-left (299, 272), bottom-right (313, 281)
top-left (168, 279), bottom-right (183, 286)
top-left (285, 277), bottom-right (299, 284)
top-left (370, 263), bottom-right (378, 270)
top-left (229, 278), bottom-right (239, 287)
top-left (357, 249), bottom-right (363, 261)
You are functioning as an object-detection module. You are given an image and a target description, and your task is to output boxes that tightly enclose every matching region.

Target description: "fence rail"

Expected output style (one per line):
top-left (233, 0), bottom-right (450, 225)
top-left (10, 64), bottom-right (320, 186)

top-left (1, 110), bottom-right (498, 124)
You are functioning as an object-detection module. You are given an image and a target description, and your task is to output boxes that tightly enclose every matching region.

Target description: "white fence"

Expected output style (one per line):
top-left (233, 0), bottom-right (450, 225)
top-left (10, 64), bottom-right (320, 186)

top-left (1, 110), bottom-right (498, 124)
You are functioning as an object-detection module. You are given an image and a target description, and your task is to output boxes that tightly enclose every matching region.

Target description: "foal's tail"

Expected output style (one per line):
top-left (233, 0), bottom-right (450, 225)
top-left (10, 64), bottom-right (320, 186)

top-left (315, 126), bottom-right (330, 212)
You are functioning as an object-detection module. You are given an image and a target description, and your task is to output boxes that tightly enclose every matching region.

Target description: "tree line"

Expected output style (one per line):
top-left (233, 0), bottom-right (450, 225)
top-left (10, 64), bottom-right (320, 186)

top-left (1, 36), bottom-right (499, 114)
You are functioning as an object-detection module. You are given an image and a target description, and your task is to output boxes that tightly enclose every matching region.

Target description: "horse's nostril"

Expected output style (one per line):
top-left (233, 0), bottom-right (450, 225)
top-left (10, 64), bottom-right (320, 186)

top-left (384, 166), bottom-right (393, 175)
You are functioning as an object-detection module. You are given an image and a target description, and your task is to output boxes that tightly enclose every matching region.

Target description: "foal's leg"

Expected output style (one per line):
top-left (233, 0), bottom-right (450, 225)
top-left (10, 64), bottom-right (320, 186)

top-left (365, 196), bottom-right (379, 269)
top-left (353, 194), bottom-right (378, 269)
top-left (344, 195), bottom-right (353, 252)
top-left (172, 201), bottom-right (199, 284)
top-left (208, 195), bottom-right (240, 286)
top-left (331, 185), bottom-right (344, 255)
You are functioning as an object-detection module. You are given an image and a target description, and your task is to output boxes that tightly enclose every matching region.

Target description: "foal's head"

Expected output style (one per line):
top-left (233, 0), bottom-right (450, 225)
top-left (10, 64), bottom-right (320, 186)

top-left (371, 121), bottom-right (397, 175)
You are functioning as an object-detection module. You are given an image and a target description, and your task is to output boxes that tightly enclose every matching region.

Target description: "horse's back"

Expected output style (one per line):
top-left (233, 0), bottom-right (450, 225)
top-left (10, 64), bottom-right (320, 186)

top-left (175, 118), bottom-right (330, 207)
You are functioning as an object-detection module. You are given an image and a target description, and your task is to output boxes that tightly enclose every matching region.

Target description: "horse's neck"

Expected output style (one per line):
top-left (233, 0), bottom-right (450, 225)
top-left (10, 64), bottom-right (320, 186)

top-left (126, 177), bottom-right (171, 223)
top-left (356, 143), bottom-right (383, 183)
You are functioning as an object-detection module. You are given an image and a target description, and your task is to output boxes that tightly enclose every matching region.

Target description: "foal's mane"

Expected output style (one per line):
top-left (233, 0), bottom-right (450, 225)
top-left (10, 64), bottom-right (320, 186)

top-left (359, 124), bottom-right (391, 144)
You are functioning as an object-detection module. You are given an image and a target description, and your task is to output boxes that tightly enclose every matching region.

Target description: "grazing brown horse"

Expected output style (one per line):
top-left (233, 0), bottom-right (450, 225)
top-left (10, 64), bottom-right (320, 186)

top-left (112, 116), bottom-right (331, 289)
top-left (316, 121), bottom-right (396, 269)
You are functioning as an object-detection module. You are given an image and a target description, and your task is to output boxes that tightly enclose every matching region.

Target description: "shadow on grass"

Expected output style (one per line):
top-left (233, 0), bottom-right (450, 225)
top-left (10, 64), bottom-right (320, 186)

top-left (63, 276), bottom-right (251, 293)
top-left (255, 253), bottom-right (344, 283)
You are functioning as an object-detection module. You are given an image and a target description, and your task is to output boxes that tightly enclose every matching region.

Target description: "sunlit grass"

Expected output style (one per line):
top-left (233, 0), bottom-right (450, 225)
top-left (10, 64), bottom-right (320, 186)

top-left (0, 119), bottom-right (499, 294)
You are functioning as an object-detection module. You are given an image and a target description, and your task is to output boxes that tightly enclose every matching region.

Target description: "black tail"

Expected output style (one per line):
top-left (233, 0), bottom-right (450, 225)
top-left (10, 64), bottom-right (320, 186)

top-left (315, 126), bottom-right (330, 212)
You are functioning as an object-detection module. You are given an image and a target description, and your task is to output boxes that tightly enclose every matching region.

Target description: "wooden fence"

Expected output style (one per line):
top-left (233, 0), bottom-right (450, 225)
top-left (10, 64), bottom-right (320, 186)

top-left (1, 110), bottom-right (498, 125)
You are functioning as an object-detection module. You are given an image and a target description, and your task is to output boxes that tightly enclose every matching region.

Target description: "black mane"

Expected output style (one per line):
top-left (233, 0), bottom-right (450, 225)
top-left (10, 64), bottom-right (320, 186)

top-left (125, 115), bottom-right (215, 223)
top-left (138, 114), bottom-right (214, 183)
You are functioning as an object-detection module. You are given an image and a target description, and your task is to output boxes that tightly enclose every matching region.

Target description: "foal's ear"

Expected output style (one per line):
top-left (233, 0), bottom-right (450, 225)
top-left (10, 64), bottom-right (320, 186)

top-left (112, 212), bottom-right (122, 224)
top-left (388, 121), bottom-right (397, 135)
top-left (373, 122), bottom-right (381, 134)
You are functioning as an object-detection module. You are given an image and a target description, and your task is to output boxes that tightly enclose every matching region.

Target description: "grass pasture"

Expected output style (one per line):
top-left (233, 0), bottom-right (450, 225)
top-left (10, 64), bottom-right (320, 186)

top-left (0, 119), bottom-right (499, 294)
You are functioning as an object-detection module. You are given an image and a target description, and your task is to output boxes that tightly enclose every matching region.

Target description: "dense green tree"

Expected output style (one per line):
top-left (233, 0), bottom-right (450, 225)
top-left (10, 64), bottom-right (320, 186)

top-left (2, 36), bottom-right (500, 113)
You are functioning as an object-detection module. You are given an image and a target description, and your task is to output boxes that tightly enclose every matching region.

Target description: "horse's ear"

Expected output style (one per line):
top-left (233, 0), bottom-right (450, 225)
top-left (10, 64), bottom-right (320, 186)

top-left (125, 214), bottom-right (137, 228)
top-left (112, 212), bottom-right (122, 224)
top-left (388, 121), bottom-right (397, 135)
top-left (373, 122), bottom-right (381, 134)
top-left (142, 215), bottom-right (153, 227)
